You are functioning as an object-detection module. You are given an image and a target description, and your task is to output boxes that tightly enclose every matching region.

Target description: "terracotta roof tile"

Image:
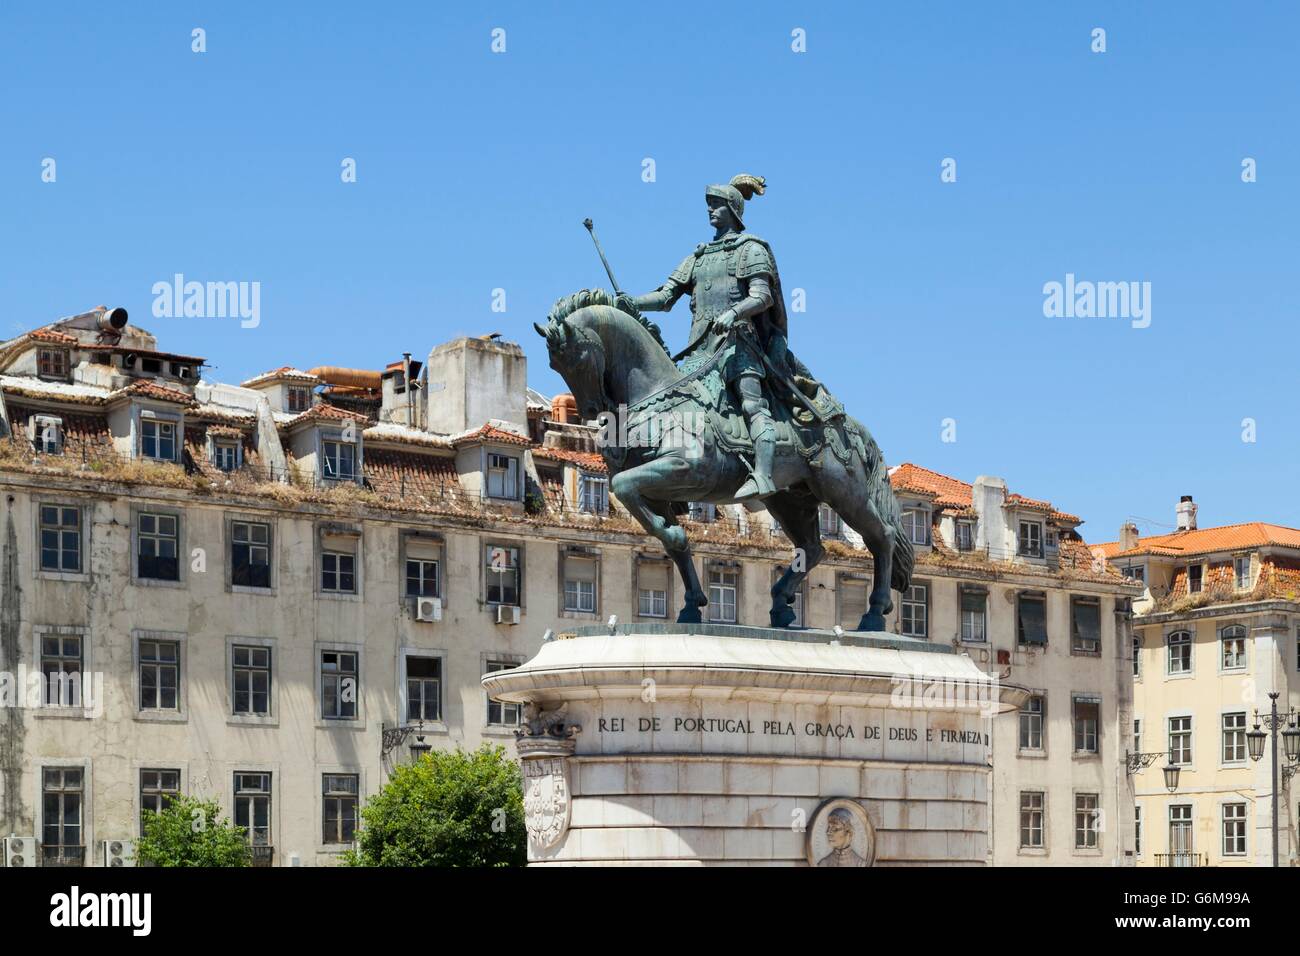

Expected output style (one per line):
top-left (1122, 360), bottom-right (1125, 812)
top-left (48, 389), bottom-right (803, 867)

top-left (450, 423), bottom-right (533, 448)
top-left (241, 367), bottom-right (321, 388)
top-left (531, 446), bottom-right (608, 474)
top-left (117, 380), bottom-right (198, 406)
top-left (286, 403), bottom-right (371, 427)
top-left (1097, 522), bottom-right (1300, 560)
top-left (29, 328), bottom-right (78, 345)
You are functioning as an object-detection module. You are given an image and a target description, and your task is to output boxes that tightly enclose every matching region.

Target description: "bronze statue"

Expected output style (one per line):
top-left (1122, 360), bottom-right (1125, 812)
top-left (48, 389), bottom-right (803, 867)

top-left (537, 176), bottom-right (913, 630)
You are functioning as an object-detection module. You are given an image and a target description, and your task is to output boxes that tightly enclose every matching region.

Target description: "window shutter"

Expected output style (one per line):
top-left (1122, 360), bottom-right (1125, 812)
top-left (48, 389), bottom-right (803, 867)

top-left (322, 532), bottom-right (359, 553)
top-left (1073, 600), bottom-right (1100, 644)
top-left (1018, 594), bottom-right (1047, 645)
top-left (840, 578), bottom-right (868, 627)
top-left (638, 561), bottom-right (670, 592)
top-left (960, 588), bottom-right (986, 613)
top-left (565, 556), bottom-right (597, 584)
top-left (405, 536), bottom-right (441, 561)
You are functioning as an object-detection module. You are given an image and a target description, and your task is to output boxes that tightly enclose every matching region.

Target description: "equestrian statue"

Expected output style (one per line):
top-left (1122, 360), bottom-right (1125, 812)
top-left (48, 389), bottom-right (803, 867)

top-left (535, 175), bottom-right (913, 631)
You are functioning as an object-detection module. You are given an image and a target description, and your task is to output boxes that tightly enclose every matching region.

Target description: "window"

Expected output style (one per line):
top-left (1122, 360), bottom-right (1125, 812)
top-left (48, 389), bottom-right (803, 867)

top-left (563, 552), bottom-right (598, 613)
top-left (234, 773), bottom-right (272, 847)
top-left (1071, 596), bottom-right (1101, 654)
top-left (707, 565), bottom-right (738, 624)
top-left (1187, 564), bottom-right (1203, 593)
top-left (957, 588), bottom-right (985, 642)
top-left (213, 440), bottom-right (239, 472)
top-left (34, 416), bottom-right (63, 454)
top-left (485, 544), bottom-right (520, 605)
top-left (1019, 696), bottom-right (1044, 751)
top-left (39, 505), bottom-right (81, 573)
top-left (1234, 555), bottom-right (1251, 590)
top-left (486, 453), bottom-right (519, 499)
top-left (579, 475), bottom-right (608, 515)
top-left (322, 439), bottom-right (357, 482)
top-left (321, 551), bottom-right (356, 593)
top-left (1073, 697), bottom-right (1100, 754)
top-left (38, 347), bottom-right (70, 380)
top-left (1016, 593), bottom-right (1047, 646)
top-left (1133, 718), bottom-right (1142, 754)
top-left (1222, 712), bottom-right (1247, 763)
top-left (139, 640), bottom-right (179, 711)
top-left (1167, 630), bottom-right (1192, 674)
top-left (819, 505), bottom-right (841, 538)
top-left (140, 769), bottom-right (180, 836)
top-left (287, 385), bottom-right (311, 413)
top-left (140, 419), bottom-right (177, 461)
top-left (322, 775), bottom-right (358, 845)
top-left (901, 508), bottom-right (930, 546)
top-left (1220, 625), bottom-right (1246, 670)
top-left (638, 560), bottom-right (670, 618)
top-left (406, 558), bottom-right (438, 597)
top-left (231, 521), bottom-right (271, 589)
top-left (954, 519), bottom-right (974, 552)
top-left (485, 660), bottom-right (521, 726)
top-left (900, 583), bottom-right (927, 638)
top-left (1135, 805), bottom-right (1143, 856)
top-left (839, 576), bottom-right (868, 629)
top-left (40, 633), bottom-right (82, 707)
top-left (688, 502), bottom-right (717, 522)
top-left (1018, 521), bottom-right (1043, 558)
top-left (1075, 794), bottom-right (1099, 849)
top-left (1123, 564), bottom-right (1145, 584)
top-left (1169, 804), bottom-right (1193, 860)
top-left (1133, 633), bottom-right (1142, 678)
top-left (1019, 792), bottom-right (1043, 848)
top-left (232, 645), bottom-right (271, 716)
top-left (406, 656), bottom-right (441, 721)
top-left (320, 651), bottom-right (357, 720)
top-left (137, 512), bottom-right (179, 581)
top-left (42, 768), bottom-right (83, 865)
top-left (1222, 803), bottom-right (1247, 856)
top-left (1169, 716), bottom-right (1192, 766)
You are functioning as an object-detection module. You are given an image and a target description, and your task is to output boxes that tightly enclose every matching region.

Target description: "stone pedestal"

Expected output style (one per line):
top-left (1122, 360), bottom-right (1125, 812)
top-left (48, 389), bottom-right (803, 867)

top-left (483, 623), bottom-right (1028, 866)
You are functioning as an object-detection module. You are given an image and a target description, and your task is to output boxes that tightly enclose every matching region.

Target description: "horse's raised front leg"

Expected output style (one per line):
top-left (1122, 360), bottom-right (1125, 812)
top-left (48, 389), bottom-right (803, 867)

top-left (762, 491), bottom-right (824, 628)
top-left (610, 460), bottom-right (708, 623)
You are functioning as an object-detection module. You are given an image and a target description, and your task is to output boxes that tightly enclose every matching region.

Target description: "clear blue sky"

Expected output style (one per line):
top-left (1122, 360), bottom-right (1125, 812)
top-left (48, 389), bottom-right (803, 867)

top-left (2, 1), bottom-right (1297, 543)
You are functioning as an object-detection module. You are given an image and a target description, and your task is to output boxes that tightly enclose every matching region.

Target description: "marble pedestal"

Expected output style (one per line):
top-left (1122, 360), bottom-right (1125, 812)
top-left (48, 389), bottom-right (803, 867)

top-left (482, 623), bottom-right (1028, 867)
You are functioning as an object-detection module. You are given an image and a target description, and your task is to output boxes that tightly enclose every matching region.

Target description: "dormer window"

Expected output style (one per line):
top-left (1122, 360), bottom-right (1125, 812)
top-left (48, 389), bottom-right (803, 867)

top-left (818, 505), bottom-right (841, 538)
top-left (1018, 520), bottom-right (1043, 558)
top-left (33, 415), bottom-right (63, 455)
top-left (578, 474), bottom-right (608, 515)
top-left (322, 439), bottom-right (357, 482)
top-left (37, 348), bottom-right (70, 381)
top-left (140, 418), bottom-right (178, 462)
top-left (287, 386), bottom-right (311, 413)
top-left (901, 507), bottom-right (931, 546)
top-left (1188, 563), bottom-right (1203, 594)
top-left (485, 453), bottom-right (519, 499)
top-left (954, 519), bottom-right (974, 552)
top-left (213, 440), bottom-right (240, 472)
top-left (1233, 555), bottom-right (1251, 590)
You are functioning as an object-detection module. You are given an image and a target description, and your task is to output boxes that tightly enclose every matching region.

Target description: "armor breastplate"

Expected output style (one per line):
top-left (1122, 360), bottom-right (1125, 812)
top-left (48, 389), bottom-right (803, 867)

top-left (687, 243), bottom-right (740, 342)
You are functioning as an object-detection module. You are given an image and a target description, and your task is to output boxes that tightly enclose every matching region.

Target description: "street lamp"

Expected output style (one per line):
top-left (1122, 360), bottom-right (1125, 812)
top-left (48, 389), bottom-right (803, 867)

top-left (1246, 692), bottom-right (1300, 867)
top-left (1162, 763), bottom-right (1181, 793)
top-left (1127, 748), bottom-right (1180, 792)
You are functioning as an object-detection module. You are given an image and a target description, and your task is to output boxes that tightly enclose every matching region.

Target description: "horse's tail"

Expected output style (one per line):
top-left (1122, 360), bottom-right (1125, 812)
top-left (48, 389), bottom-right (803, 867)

top-left (856, 424), bottom-right (914, 593)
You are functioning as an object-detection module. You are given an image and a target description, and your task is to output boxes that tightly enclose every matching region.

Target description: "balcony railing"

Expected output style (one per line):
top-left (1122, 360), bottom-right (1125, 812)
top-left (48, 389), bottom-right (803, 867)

top-left (250, 844), bottom-right (275, 867)
top-left (1154, 851), bottom-right (1207, 867)
top-left (41, 844), bottom-right (86, 867)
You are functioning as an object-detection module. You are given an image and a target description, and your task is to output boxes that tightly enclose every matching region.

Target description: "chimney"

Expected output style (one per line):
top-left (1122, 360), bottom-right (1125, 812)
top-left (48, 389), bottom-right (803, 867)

top-left (1176, 495), bottom-right (1197, 532)
top-left (423, 336), bottom-right (527, 436)
top-left (1119, 521), bottom-right (1139, 552)
top-left (551, 393), bottom-right (578, 424)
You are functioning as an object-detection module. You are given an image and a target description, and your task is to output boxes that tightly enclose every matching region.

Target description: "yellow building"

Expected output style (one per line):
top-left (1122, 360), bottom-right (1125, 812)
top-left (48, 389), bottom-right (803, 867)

top-left (1097, 500), bottom-right (1300, 866)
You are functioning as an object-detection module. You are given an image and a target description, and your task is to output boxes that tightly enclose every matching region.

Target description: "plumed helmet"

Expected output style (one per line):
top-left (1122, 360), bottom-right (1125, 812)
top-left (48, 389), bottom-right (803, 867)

top-left (705, 174), bottom-right (766, 229)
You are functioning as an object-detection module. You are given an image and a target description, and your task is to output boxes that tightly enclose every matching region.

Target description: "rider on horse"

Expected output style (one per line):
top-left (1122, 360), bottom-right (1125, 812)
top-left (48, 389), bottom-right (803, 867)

top-left (615, 174), bottom-right (789, 501)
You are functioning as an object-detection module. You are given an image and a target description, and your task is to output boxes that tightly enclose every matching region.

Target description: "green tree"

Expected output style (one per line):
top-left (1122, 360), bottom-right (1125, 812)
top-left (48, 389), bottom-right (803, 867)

top-left (343, 745), bottom-right (526, 867)
top-left (136, 796), bottom-right (252, 867)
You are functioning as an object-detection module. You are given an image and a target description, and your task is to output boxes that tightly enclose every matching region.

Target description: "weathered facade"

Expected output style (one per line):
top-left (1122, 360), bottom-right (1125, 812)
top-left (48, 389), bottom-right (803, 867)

top-left (0, 307), bottom-right (1137, 866)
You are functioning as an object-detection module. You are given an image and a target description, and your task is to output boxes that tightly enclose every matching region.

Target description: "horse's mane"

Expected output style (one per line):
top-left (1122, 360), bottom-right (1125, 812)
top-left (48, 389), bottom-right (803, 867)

top-left (547, 289), bottom-right (670, 357)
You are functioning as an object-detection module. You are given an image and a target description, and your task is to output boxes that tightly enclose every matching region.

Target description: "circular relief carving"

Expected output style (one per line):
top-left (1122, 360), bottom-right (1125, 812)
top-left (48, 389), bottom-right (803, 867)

top-left (805, 798), bottom-right (875, 867)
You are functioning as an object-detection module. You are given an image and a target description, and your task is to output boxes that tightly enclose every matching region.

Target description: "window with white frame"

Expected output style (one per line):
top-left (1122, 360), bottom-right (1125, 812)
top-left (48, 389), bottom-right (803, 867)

top-left (1135, 805), bottom-right (1143, 856)
top-left (1222, 803), bottom-right (1247, 856)
top-left (213, 440), bottom-right (239, 472)
top-left (1220, 625), bottom-right (1247, 670)
top-left (320, 650), bottom-right (357, 720)
top-left (1133, 633), bottom-right (1142, 678)
top-left (1234, 555), bottom-right (1251, 590)
top-left (140, 418), bottom-right (177, 461)
top-left (1075, 793), bottom-right (1099, 849)
top-left (37, 347), bottom-right (70, 380)
top-left (139, 769), bottom-right (180, 836)
top-left (1169, 716), bottom-right (1192, 765)
top-left (137, 512), bottom-right (180, 581)
top-left (579, 474), bottom-right (608, 515)
top-left (42, 767), bottom-right (83, 865)
top-left (637, 560), bottom-right (669, 618)
top-left (1017, 592), bottom-right (1048, 646)
top-left (563, 553), bottom-right (597, 613)
top-left (404, 534), bottom-right (441, 598)
top-left (34, 415), bottom-right (63, 454)
top-left (839, 576), bottom-right (868, 629)
top-left (954, 519), bottom-right (974, 552)
top-left (1222, 712), bottom-right (1247, 763)
top-left (900, 583), bottom-right (927, 638)
top-left (321, 439), bottom-right (357, 482)
top-left (287, 385), bottom-right (311, 413)
top-left (486, 453), bottom-right (519, 499)
top-left (819, 505), bottom-right (841, 538)
top-left (1073, 696), bottom-right (1100, 754)
top-left (1019, 695), bottom-right (1044, 751)
top-left (231, 520), bottom-right (271, 589)
top-left (232, 645), bottom-right (271, 716)
top-left (322, 774), bottom-right (358, 845)
top-left (1018, 520), bottom-right (1043, 558)
top-left (139, 639), bottom-right (179, 712)
top-left (39, 504), bottom-right (81, 573)
top-left (485, 544), bottom-right (520, 605)
top-left (1167, 630), bottom-right (1192, 674)
top-left (901, 508), bottom-right (930, 546)
top-left (234, 772), bottom-right (272, 847)
top-left (321, 550), bottom-right (356, 593)
top-left (1071, 596), bottom-right (1101, 654)
top-left (405, 655), bottom-right (441, 721)
top-left (40, 632), bottom-right (82, 707)
top-left (485, 660), bottom-right (521, 726)
top-left (707, 565), bottom-right (738, 624)
top-left (1133, 718), bottom-right (1142, 754)
top-left (1169, 804), bottom-right (1193, 857)
top-left (1019, 791), bottom-right (1044, 848)
top-left (1187, 563), bottom-right (1203, 593)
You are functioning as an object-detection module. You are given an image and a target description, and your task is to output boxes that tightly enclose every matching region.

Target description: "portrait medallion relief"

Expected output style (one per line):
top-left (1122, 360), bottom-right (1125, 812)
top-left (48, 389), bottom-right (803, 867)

top-left (805, 798), bottom-right (875, 867)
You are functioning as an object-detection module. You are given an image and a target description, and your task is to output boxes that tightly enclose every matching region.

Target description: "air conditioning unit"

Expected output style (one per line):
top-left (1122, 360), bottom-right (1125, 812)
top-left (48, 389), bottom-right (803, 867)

top-left (495, 604), bottom-right (520, 626)
top-left (415, 596), bottom-right (442, 622)
top-left (102, 839), bottom-right (136, 867)
top-left (4, 836), bottom-right (37, 868)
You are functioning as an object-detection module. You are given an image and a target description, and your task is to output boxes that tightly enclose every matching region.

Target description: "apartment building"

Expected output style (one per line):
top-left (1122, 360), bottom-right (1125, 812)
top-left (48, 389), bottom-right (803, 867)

top-left (0, 306), bottom-right (1138, 866)
top-left (1097, 498), bottom-right (1300, 867)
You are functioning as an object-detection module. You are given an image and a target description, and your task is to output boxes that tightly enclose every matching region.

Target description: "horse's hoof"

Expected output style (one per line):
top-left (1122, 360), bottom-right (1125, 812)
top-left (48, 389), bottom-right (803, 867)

top-left (769, 605), bottom-right (797, 629)
top-left (858, 611), bottom-right (887, 632)
top-left (677, 606), bottom-right (703, 624)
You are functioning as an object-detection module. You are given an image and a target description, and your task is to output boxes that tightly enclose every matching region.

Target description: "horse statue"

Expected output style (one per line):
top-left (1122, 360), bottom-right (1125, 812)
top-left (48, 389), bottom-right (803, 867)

top-left (535, 289), bottom-right (914, 631)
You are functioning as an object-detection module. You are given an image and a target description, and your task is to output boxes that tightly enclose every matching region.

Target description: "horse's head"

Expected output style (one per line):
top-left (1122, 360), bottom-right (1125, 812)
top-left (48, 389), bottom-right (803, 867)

top-left (535, 290), bottom-right (611, 420)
